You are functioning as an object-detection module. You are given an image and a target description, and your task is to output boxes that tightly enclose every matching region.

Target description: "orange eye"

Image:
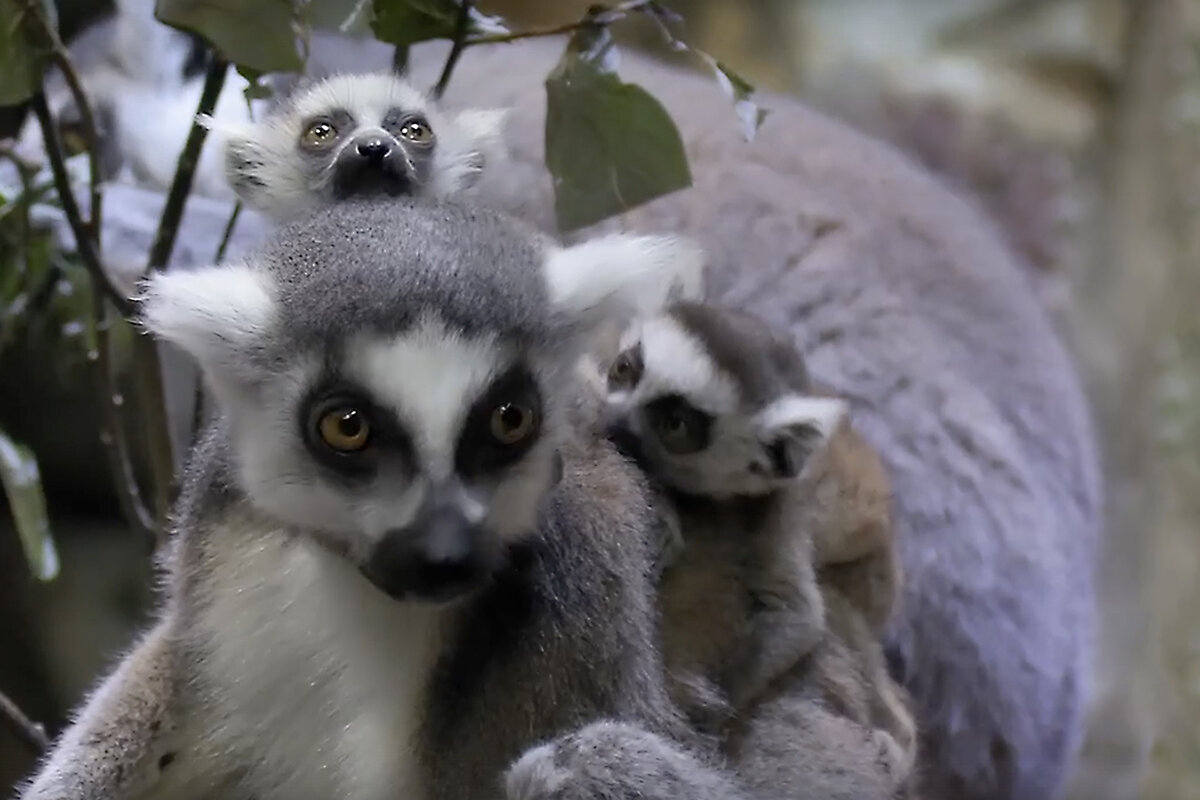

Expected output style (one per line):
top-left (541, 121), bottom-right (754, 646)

top-left (490, 403), bottom-right (535, 445)
top-left (318, 407), bottom-right (371, 452)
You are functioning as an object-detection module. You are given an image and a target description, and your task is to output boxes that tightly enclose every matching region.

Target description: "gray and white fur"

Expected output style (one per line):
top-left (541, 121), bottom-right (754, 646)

top-left (17, 198), bottom-right (757, 800)
top-left (599, 301), bottom-right (920, 799)
top-left (205, 73), bottom-right (508, 221)
top-left (403, 36), bottom-right (1101, 800)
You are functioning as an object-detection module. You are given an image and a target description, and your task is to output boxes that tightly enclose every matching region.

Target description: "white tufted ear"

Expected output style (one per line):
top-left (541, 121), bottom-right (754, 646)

top-left (542, 233), bottom-right (706, 332)
top-left (753, 394), bottom-right (848, 480)
top-left (138, 263), bottom-right (276, 375)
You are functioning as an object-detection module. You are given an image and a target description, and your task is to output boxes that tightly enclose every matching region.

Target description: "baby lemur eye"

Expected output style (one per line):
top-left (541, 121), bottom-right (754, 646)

top-left (490, 403), bottom-right (536, 445)
top-left (646, 395), bottom-right (712, 455)
top-left (607, 346), bottom-right (644, 391)
top-left (399, 117), bottom-right (434, 145)
top-left (301, 121), bottom-right (339, 148)
top-left (317, 406), bottom-right (371, 453)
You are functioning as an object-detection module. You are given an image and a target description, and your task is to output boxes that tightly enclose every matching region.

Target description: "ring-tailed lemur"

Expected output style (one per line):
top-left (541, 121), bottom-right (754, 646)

top-left (203, 73), bottom-right (508, 221)
top-left (595, 301), bottom-right (920, 798)
top-left (403, 35), bottom-right (1101, 800)
top-left (17, 198), bottom-right (769, 800)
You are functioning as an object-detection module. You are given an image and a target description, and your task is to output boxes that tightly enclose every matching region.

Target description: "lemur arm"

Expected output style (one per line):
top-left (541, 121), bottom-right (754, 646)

top-left (17, 620), bottom-right (186, 800)
top-left (504, 720), bottom-right (749, 800)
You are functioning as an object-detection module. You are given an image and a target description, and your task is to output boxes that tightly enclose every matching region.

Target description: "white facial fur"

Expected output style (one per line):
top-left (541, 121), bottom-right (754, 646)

top-left (606, 312), bottom-right (847, 499)
top-left (203, 72), bottom-right (509, 221)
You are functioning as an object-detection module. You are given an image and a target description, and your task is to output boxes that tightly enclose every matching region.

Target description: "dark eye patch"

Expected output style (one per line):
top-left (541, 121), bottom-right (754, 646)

top-left (297, 109), bottom-right (355, 154)
top-left (607, 343), bottom-right (644, 392)
top-left (455, 364), bottom-right (543, 478)
top-left (298, 380), bottom-right (413, 481)
top-left (645, 394), bottom-right (713, 455)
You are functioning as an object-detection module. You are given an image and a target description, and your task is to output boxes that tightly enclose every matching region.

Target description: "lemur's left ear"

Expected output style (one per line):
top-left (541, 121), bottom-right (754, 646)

top-left (754, 395), bottom-right (847, 480)
top-left (433, 108), bottom-right (511, 192)
top-left (541, 232), bottom-right (706, 336)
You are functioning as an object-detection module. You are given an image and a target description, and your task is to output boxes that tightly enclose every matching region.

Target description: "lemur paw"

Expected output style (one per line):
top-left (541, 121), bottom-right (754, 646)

top-left (504, 720), bottom-right (736, 800)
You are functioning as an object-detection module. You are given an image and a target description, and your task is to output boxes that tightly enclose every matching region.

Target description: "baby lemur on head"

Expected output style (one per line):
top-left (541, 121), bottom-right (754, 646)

top-left (205, 72), bottom-right (507, 221)
top-left (602, 300), bottom-right (920, 798)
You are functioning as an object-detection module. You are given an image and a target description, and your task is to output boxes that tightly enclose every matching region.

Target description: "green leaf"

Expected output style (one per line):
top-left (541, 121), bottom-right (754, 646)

top-left (370, 0), bottom-right (506, 50)
top-left (545, 28), bottom-right (692, 233)
top-left (0, 0), bottom-right (56, 106)
top-left (155, 0), bottom-right (305, 74)
top-left (0, 428), bottom-right (58, 581)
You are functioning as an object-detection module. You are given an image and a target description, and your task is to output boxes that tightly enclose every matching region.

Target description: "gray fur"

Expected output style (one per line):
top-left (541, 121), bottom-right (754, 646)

top-left (393, 36), bottom-right (1102, 800)
top-left (602, 301), bottom-right (919, 799)
top-left (17, 199), bottom-right (737, 800)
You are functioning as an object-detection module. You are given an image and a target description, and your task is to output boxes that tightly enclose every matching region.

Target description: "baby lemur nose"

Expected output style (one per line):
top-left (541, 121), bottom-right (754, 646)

top-left (354, 137), bottom-right (391, 161)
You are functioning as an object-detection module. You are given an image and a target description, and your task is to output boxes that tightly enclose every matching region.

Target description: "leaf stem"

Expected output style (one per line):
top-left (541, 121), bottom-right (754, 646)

top-left (145, 56), bottom-right (230, 272)
top-left (431, 0), bottom-right (474, 99)
top-left (0, 687), bottom-right (48, 754)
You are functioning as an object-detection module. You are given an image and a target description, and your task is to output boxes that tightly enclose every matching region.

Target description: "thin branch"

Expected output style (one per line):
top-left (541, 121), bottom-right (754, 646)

top-left (18, 0), bottom-right (104, 238)
top-left (145, 56), bottom-right (230, 272)
top-left (90, 293), bottom-right (158, 547)
top-left (214, 201), bottom-right (243, 265)
top-left (463, 1), bottom-right (656, 47)
top-left (432, 0), bottom-right (475, 99)
top-left (27, 94), bottom-right (132, 316)
top-left (0, 688), bottom-right (48, 754)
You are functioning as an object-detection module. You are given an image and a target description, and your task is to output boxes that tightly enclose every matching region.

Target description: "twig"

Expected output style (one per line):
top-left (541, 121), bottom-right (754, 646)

top-left (463, 1), bottom-right (656, 47)
top-left (431, 0), bottom-right (475, 99)
top-left (90, 292), bottom-right (157, 546)
top-left (145, 57), bottom-right (230, 273)
top-left (27, 94), bottom-right (131, 316)
top-left (214, 201), bottom-right (242, 265)
top-left (0, 687), bottom-right (48, 754)
top-left (18, 0), bottom-right (104, 238)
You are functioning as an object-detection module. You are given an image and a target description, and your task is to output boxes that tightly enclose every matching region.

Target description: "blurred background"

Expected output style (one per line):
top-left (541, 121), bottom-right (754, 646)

top-left (0, 0), bottom-right (1196, 797)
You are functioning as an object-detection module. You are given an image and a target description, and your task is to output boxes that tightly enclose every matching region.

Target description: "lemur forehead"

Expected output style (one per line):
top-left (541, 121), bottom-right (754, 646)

top-left (258, 199), bottom-right (556, 351)
top-left (666, 302), bottom-right (810, 409)
top-left (287, 73), bottom-right (429, 124)
top-left (347, 316), bottom-right (510, 473)
top-left (634, 315), bottom-right (739, 414)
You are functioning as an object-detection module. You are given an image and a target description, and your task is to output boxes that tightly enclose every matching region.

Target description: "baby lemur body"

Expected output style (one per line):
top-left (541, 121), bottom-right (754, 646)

top-left (602, 301), bottom-right (920, 798)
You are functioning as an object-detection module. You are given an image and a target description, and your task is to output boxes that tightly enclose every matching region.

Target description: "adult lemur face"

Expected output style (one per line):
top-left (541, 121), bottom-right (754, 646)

top-left (211, 73), bottom-right (509, 222)
top-left (139, 198), bottom-right (705, 603)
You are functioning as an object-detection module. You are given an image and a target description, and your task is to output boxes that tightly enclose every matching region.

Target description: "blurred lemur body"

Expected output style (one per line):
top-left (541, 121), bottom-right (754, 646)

top-left (18, 198), bottom-right (762, 800)
top-left (398, 37), bottom-right (1101, 800)
top-left (600, 302), bottom-right (920, 799)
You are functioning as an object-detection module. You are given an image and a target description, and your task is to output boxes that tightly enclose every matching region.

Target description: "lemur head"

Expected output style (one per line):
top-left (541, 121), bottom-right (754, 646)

top-left (603, 302), bottom-right (847, 500)
top-left (140, 198), bottom-right (704, 603)
top-left (204, 73), bottom-right (508, 221)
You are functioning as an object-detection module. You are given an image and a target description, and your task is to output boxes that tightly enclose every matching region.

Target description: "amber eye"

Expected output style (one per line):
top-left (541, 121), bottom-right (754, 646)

top-left (655, 412), bottom-right (691, 450)
top-left (301, 121), bottom-right (338, 148)
top-left (399, 117), bottom-right (434, 144)
top-left (490, 403), bottom-right (535, 445)
top-left (317, 407), bottom-right (371, 453)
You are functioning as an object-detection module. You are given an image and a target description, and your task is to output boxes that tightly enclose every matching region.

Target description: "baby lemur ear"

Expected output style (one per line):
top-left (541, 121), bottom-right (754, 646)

top-left (542, 233), bottom-right (706, 341)
top-left (755, 395), bottom-right (848, 480)
top-left (136, 263), bottom-right (276, 376)
top-left (433, 107), bottom-right (510, 192)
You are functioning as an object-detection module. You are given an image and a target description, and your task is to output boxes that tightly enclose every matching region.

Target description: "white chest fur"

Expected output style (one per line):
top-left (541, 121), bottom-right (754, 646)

top-left (187, 521), bottom-right (446, 800)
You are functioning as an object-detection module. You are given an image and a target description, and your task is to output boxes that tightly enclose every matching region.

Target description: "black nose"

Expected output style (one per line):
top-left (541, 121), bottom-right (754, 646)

top-left (356, 137), bottom-right (390, 161)
top-left (360, 504), bottom-right (494, 603)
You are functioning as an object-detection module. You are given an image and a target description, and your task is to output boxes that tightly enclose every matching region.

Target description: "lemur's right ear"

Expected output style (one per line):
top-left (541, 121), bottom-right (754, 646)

top-left (137, 263), bottom-right (276, 377)
top-left (754, 395), bottom-right (847, 480)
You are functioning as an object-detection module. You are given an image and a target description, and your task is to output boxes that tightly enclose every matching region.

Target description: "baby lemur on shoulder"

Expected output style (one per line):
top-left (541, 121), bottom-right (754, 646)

top-left (601, 300), bottom-right (920, 798)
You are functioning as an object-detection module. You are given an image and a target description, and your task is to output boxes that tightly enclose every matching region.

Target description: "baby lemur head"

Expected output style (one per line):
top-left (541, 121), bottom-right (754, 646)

top-left (603, 302), bottom-right (847, 500)
top-left (140, 198), bottom-right (704, 604)
top-left (206, 73), bottom-right (508, 221)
